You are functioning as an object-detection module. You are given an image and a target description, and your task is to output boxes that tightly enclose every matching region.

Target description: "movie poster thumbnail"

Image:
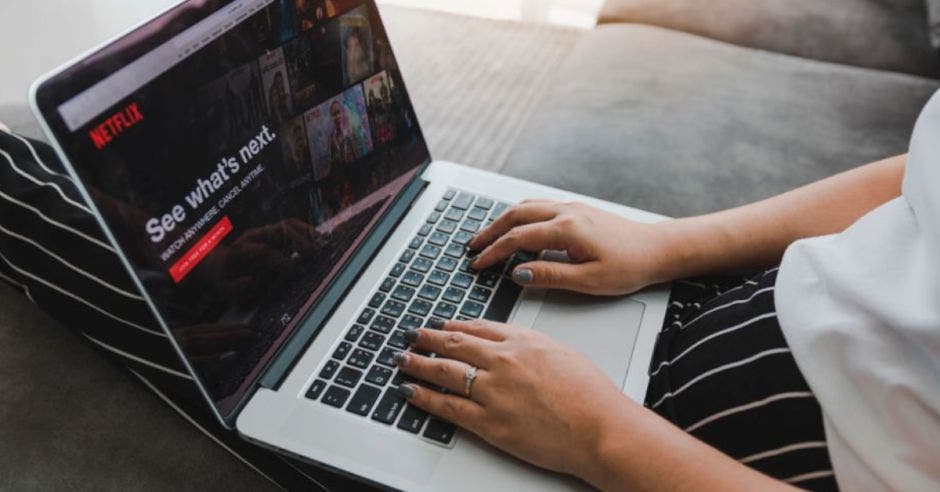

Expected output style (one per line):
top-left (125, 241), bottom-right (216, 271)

top-left (363, 71), bottom-right (396, 146)
top-left (304, 84), bottom-right (374, 181)
top-left (284, 24), bottom-right (343, 109)
top-left (196, 62), bottom-right (266, 156)
top-left (259, 47), bottom-right (294, 124)
top-left (339, 6), bottom-right (374, 87)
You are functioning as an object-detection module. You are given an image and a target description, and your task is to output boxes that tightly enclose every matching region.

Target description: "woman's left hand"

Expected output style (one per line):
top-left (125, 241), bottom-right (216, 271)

top-left (394, 319), bottom-right (633, 479)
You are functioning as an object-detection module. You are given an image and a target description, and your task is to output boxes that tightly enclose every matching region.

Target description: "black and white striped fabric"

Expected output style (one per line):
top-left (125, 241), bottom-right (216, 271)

top-left (645, 269), bottom-right (839, 491)
top-left (0, 130), bottom-right (363, 491)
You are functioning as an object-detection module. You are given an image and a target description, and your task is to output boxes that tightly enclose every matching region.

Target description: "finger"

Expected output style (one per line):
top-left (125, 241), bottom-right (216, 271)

top-left (408, 328), bottom-right (496, 368)
top-left (471, 222), bottom-right (566, 270)
top-left (511, 260), bottom-right (601, 292)
top-left (443, 318), bottom-right (511, 342)
top-left (395, 352), bottom-right (478, 396)
top-left (399, 383), bottom-right (485, 431)
top-left (468, 202), bottom-right (561, 251)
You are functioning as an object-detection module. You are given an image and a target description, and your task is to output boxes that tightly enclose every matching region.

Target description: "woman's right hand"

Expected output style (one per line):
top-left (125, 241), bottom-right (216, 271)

top-left (469, 200), bottom-right (676, 296)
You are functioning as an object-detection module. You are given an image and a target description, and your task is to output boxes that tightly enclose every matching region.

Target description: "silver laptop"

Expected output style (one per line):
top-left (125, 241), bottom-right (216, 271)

top-left (30, 1), bottom-right (670, 489)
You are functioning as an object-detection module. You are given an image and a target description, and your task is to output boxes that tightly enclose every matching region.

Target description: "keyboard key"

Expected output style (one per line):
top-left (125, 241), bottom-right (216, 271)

top-left (408, 299), bottom-right (433, 316)
top-left (319, 360), bottom-right (340, 379)
top-left (368, 293), bottom-right (386, 309)
top-left (400, 249), bottom-right (416, 263)
top-left (392, 285), bottom-right (416, 302)
top-left (398, 405), bottom-right (430, 433)
top-left (377, 347), bottom-right (400, 367)
top-left (427, 212), bottom-right (441, 224)
top-left (345, 325), bottom-right (365, 343)
top-left (346, 384), bottom-right (382, 416)
top-left (418, 223), bottom-right (432, 236)
top-left (371, 315), bottom-right (395, 333)
top-left (436, 219), bottom-right (457, 234)
top-left (392, 371), bottom-right (418, 386)
top-left (475, 197), bottom-right (494, 210)
top-left (401, 271), bottom-right (424, 288)
top-left (332, 342), bottom-right (352, 361)
top-left (468, 286), bottom-right (492, 303)
top-left (444, 208), bottom-right (464, 222)
top-left (435, 199), bottom-right (449, 212)
top-left (490, 202), bottom-right (510, 220)
top-left (452, 192), bottom-right (474, 210)
top-left (372, 389), bottom-right (407, 424)
top-left (460, 301), bottom-right (485, 318)
top-left (483, 281), bottom-right (523, 323)
top-left (459, 259), bottom-right (475, 273)
top-left (443, 287), bottom-right (465, 304)
top-left (322, 385), bottom-right (351, 408)
top-left (433, 302), bottom-right (457, 319)
top-left (381, 300), bottom-right (406, 318)
top-left (467, 207), bottom-right (488, 221)
top-left (359, 331), bottom-right (386, 351)
top-left (444, 243), bottom-right (465, 258)
top-left (357, 308), bottom-right (375, 325)
top-left (379, 277), bottom-right (395, 293)
top-left (443, 188), bottom-right (457, 200)
top-left (428, 231), bottom-right (449, 246)
top-left (437, 257), bottom-right (458, 272)
top-left (306, 380), bottom-right (327, 400)
top-left (348, 349), bottom-right (375, 369)
top-left (423, 418), bottom-right (457, 444)
top-left (409, 236), bottom-right (423, 249)
top-left (428, 270), bottom-right (450, 286)
top-left (366, 365), bottom-right (394, 386)
top-left (420, 244), bottom-right (442, 260)
top-left (477, 271), bottom-right (501, 288)
top-left (388, 330), bottom-right (409, 349)
top-left (411, 257), bottom-right (433, 273)
top-left (390, 263), bottom-right (406, 278)
top-left (398, 315), bottom-right (423, 331)
top-left (453, 230), bottom-right (474, 246)
top-left (418, 285), bottom-right (442, 301)
top-left (335, 366), bottom-right (363, 388)
top-left (460, 219), bottom-right (482, 233)
top-left (451, 273), bottom-right (473, 289)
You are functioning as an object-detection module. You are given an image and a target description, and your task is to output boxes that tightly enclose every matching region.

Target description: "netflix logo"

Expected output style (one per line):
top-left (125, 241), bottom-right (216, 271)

top-left (88, 102), bottom-right (144, 150)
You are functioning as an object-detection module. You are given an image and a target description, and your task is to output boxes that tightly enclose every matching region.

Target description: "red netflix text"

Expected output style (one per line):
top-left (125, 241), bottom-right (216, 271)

top-left (88, 102), bottom-right (144, 150)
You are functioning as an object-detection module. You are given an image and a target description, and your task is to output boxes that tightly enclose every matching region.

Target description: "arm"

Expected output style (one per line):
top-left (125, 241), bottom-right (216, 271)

top-left (656, 154), bottom-right (906, 280)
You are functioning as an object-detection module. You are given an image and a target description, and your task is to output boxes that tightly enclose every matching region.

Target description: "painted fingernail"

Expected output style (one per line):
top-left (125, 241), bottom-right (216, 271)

top-left (404, 330), bottom-right (420, 343)
top-left (393, 352), bottom-right (410, 366)
top-left (428, 318), bottom-right (445, 329)
top-left (513, 268), bottom-right (533, 284)
top-left (398, 383), bottom-right (417, 399)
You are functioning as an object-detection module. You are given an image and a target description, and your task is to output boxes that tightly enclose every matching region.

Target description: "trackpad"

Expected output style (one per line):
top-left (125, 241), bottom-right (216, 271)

top-left (532, 291), bottom-right (645, 388)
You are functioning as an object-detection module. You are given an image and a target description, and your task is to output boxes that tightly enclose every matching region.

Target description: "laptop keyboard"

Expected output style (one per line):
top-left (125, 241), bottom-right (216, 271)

top-left (304, 189), bottom-right (530, 446)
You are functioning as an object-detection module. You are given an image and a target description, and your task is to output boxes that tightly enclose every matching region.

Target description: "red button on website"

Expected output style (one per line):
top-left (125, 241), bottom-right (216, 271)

top-left (169, 216), bottom-right (233, 283)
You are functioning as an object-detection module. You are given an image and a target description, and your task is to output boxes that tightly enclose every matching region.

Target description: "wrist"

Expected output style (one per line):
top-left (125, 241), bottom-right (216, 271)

top-left (576, 394), bottom-right (645, 490)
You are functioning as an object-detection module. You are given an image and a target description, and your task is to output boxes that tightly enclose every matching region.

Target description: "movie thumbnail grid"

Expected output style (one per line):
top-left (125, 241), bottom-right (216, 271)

top-left (198, 2), bottom-right (416, 225)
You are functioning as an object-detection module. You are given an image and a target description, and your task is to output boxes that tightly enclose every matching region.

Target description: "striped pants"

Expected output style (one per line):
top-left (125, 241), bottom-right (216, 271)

top-left (645, 269), bottom-right (839, 491)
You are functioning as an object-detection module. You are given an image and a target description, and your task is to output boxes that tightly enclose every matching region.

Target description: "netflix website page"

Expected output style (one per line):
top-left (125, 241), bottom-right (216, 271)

top-left (60, 0), bottom-right (429, 412)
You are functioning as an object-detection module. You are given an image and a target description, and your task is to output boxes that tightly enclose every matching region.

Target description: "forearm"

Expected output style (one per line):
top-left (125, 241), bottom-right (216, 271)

top-left (582, 399), bottom-right (796, 492)
top-left (653, 154), bottom-right (905, 280)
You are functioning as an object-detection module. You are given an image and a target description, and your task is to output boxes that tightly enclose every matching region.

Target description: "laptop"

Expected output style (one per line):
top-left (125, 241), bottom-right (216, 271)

top-left (30, 1), bottom-right (670, 489)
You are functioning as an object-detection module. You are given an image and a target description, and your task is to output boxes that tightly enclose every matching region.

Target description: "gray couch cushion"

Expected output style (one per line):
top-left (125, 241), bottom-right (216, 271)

top-left (502, 24), bottom-right (939, 218)
top-left (598, 0), bottom-right (940, 77)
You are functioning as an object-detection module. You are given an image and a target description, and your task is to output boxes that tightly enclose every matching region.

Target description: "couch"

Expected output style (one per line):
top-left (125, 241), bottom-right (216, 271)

top-left (2, 0), bottom-right (937, 489)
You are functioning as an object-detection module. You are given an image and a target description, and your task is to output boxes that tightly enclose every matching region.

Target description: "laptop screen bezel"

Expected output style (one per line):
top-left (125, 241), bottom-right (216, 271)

top-left (30, 0), bottom-right (432, 427)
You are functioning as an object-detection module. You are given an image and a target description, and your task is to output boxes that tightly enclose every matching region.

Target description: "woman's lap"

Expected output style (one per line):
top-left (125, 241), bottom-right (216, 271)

top-left (645, 269), bottom-right (839, 491)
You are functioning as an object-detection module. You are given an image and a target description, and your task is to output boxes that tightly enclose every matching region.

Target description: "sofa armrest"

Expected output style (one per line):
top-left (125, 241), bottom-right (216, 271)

top-left (598, 0), bottom-right (940, 77)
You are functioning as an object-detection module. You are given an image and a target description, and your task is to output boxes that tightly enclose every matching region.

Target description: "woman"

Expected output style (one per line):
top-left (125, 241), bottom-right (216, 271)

top-left (390, 91), bottom-right (940, 491)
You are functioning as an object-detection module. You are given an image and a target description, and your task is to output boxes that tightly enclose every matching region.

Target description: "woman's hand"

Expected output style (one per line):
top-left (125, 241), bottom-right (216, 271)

top-left (394, 319), bottom-right (632, 480)
top-left (469, 200), bottom-right (673, 295)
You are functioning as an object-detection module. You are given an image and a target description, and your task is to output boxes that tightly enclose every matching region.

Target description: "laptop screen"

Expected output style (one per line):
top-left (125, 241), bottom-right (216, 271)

top-left (35, 0), bottom-right (430, 416)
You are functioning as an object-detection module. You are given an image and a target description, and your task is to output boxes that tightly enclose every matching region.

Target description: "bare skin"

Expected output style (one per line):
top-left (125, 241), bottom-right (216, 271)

top-left (396, 154), bottom-right (906, 490)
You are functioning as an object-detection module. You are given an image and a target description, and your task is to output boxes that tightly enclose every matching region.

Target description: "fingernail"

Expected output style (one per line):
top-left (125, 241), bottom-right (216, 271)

top-left (398, 383), bottom-right (417, 399)
top-left (404, 330), bottom-right (420, 343)
top-left (428, 318), bottom-right (445, 329)
top-left (393, 352), bottom-right (410, 366)
top-left (513, 268), bottom-right (533, 284)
